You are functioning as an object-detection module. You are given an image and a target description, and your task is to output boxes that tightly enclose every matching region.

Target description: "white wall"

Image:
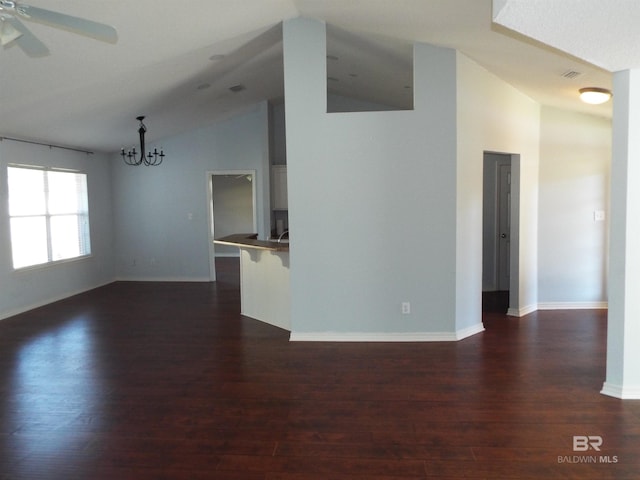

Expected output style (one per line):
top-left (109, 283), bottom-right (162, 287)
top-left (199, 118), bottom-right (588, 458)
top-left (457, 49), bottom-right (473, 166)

top-left (456, 54), bottom-right (541, 319)
top-left (603, 69), bottom-right (640, 398)
top-left (538, 106), bottom-right (611, 307)
top-left (112, 102), bottom-right (270, 281)
top-left (0, 140), bottom-right (114, 320)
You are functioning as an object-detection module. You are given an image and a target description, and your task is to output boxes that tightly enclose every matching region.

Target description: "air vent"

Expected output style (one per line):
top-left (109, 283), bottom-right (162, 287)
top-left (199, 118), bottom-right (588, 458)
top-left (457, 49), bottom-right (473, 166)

top-left (229, 84), bottom-right (246, 93)
top-left (562, 70), bottom-right (582, 79)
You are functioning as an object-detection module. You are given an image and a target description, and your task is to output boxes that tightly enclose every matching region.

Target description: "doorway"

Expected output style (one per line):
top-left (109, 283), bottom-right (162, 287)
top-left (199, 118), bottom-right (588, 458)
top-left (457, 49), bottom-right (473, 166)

top-left (207, 170), bottom-right (257, 281)
top-left (483, 153), bottom-right (513, 313)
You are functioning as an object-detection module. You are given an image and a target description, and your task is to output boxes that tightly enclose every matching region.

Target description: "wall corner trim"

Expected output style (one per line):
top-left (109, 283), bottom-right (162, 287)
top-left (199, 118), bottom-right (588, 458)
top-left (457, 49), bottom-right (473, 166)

top-left (601, 382), bottom-right (640, 400)
top-left (507, 304), bottom-right (537, 317)
top-left (455, 323), bottom-right (485, 340)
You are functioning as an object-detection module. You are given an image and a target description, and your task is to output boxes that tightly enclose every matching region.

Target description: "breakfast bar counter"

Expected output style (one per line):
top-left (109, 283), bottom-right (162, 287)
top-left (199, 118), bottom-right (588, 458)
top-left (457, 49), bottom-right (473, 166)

top-left (213, 233), bottom-right (289, 252)
top-left (214, 234), bottom-right (290, 332)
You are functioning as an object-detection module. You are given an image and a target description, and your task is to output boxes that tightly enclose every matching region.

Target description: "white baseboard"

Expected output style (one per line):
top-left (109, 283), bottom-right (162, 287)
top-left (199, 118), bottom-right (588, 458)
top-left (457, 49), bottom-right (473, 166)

top-left (507, 304), bottom-right (537, 317)
top-left (456, 322), bottom-right (485, 340)
top-left (601, 382), bottom-right (640, 399)
top-left (0, 279), bottom-right (114, 322)
top-left (538, 301), bottom-right (608, 310)
top-left (114, 276), bottom-right (212, 282)
top-left (507, 302), bottom-right (608, 317)
top-left (290, 324), bottom-right (485, 342)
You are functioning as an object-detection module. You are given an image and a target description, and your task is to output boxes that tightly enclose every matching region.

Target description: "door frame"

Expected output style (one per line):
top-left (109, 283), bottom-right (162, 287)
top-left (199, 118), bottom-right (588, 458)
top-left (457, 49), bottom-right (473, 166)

top-left (482, 151), bottom-right (520, 314)
top-left (206, 169), bottom-right (257, 281)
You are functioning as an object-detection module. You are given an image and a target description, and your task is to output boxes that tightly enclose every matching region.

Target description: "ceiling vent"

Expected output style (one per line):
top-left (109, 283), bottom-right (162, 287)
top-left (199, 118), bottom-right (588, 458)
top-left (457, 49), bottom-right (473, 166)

top-left (229, 84), bottom-right (246, 93)
top-left (561, 70), bottom-right (582, 79)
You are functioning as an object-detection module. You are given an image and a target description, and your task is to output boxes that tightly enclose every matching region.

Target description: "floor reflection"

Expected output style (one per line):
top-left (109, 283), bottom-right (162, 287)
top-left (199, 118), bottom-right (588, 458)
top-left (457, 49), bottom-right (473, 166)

top-left (7, 315), bottom-right (103, 464)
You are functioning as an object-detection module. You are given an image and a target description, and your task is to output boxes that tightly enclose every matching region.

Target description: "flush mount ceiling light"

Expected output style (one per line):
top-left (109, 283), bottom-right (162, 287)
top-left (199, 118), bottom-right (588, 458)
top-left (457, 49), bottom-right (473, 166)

top-left (579, 87), bottom-right (612, 105)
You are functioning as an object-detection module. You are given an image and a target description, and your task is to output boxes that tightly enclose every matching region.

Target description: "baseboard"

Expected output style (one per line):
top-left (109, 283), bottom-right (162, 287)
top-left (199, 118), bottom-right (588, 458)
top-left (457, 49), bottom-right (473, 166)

top-left (601, 382), bottom-right (640, 399)
top-left (0, 279), bottom-right (114, 322)
top-left (507, 304), bottom-right (537, 317)
top-left (538, 301), bottom-right (608, 310)
top-left (114, 276), bottom-right (212, 282)
top-left (290, 326), bottom-right (484, 342)
top-left (456, 322), bottom-right (485, 340)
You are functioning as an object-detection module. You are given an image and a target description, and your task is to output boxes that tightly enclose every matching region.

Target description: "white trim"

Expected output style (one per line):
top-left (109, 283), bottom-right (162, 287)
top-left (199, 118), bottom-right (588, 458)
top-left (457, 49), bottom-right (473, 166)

top-left (538, 301), bottom-right (608, 310)
top-left (507, 302), bottom-right (609, 317)
top-left (601, 382), bottom-right (640, 399)
top-left (507, 304), bottom-right (537, 317)
top-left (114, 276), bottom-right (211, 282)
top-left (290, 325), bottom-right (485, 342)
top-left (0, 279), bottom-right (113, 321)
top-left (206, 169), bottom-right (257, 282)
top-left (456, 322), bottom-right (485, 340)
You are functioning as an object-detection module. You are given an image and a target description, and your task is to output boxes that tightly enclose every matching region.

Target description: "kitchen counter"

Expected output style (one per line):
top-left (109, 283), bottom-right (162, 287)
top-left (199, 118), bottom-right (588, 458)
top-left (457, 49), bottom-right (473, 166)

top-left (213, 233), bottom-right (290, 332)
top-left (214, 233), bottom-right (289, 252)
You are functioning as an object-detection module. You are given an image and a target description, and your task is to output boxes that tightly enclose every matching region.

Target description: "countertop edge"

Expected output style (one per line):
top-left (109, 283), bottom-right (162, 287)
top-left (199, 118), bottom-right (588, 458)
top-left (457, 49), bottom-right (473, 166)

top-left (214, 233), bottom-right (289, 252)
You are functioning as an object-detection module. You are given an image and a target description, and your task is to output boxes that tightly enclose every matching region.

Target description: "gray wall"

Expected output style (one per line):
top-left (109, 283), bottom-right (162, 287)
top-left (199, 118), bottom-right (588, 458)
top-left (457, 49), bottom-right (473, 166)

top-left (0, 140), bottom-right (114, 319)
top-left (284, 18), bottom-right (459, 336)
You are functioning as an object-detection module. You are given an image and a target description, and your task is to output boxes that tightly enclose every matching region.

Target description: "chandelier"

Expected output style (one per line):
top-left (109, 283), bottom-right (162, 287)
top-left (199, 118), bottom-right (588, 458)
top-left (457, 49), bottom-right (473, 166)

top-left (121, 116), bottom-right (165, 166)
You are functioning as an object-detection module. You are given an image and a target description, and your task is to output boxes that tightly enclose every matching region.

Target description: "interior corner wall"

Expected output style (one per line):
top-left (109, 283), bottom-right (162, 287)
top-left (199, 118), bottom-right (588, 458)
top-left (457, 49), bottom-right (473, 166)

top-left (538, 106), bottom-right (611, 307)
top-left (0, 140), bottom-right (115, 320)
top-left (284, 17), bottom-right (459, 337)
top-left (112, 102), bottom-right (270, 281)
top-left (455, 53), bottom-right (541, 321)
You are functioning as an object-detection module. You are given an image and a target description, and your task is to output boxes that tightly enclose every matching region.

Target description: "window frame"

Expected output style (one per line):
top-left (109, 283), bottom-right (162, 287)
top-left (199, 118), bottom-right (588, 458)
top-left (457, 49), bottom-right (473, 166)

top-left (7, 164), bottom-right (92, 271)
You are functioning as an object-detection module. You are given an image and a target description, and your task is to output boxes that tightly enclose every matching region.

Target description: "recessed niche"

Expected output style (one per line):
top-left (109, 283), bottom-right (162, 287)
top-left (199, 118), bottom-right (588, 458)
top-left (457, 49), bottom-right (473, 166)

top-left (325, 24), bottom-right (414, 113)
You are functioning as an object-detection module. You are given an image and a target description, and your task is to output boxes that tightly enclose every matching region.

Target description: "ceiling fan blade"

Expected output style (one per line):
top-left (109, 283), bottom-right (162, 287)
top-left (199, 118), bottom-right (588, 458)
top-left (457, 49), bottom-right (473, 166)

top-left (6, 17), bottom-right (48, 56)
top-left (16, 3), bottom-right (117, 43)
top-left (1, 17), bottom-right (23, 45)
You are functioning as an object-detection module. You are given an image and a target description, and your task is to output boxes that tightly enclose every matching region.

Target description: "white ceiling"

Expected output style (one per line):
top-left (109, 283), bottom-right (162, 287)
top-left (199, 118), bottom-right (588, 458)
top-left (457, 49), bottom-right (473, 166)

top-left (0, 0), bottom-right (614, 154)
top-left (493, 0), bottom-right (640, 73)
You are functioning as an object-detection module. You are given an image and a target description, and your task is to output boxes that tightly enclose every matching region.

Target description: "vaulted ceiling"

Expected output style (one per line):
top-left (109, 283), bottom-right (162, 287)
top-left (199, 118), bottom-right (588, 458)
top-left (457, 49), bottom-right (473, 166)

top-left (0, 0), bottom-right (615, 153)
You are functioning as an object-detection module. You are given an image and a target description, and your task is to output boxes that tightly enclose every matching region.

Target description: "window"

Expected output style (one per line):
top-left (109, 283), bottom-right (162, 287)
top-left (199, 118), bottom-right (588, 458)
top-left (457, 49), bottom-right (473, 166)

top-left (7, 165), bottom-right (91, 269)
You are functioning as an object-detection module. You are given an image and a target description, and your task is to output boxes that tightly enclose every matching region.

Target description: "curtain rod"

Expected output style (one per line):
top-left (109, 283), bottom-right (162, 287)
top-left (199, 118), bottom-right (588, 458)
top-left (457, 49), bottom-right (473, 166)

top-left (0, 136), bottom-right (94, 155)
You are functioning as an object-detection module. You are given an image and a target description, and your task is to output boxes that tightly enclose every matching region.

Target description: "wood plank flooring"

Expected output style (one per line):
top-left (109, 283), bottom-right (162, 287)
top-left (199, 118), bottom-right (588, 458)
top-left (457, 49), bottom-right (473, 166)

top-left (0, 258), bottom-right (638, 479)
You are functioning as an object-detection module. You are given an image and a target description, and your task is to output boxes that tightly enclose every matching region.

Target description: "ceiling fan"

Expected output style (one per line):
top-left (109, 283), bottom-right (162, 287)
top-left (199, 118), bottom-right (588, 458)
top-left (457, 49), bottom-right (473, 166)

top-left (0, 0), bottom-right (117, 57)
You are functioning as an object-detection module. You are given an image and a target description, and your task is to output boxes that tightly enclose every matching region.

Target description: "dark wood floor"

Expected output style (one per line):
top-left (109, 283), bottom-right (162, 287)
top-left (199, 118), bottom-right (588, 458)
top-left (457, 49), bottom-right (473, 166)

top-left (0, 258), bottom-right (638, 479)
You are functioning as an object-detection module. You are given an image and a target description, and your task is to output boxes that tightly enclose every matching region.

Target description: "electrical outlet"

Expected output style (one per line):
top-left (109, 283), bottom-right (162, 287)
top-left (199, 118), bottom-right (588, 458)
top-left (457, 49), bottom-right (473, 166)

top-left (401, 302), bottom-right (411, 314)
